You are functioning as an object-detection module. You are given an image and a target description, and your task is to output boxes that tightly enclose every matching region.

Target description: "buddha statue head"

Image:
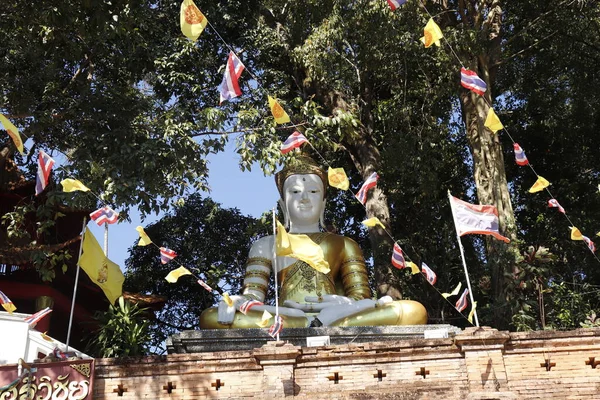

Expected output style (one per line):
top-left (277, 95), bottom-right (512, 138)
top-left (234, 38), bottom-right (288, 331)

top-left (275, 155), bottom-right (328, 233)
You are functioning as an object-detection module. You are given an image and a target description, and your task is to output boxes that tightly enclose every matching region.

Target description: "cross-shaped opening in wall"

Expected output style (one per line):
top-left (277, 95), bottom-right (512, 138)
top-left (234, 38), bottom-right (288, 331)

top-left (211, 379), bottom-right (225, 391)
top-left (585, 357), bottom-right (600, 369)
top-left (327, 372), bottom-right (343, 384)
top-left (540, 359), bottom-right (556, 371)
top-left (416, 367), bottom-right (430, 378)
top-left (113, 384), bottom-right (127, 396)
top-left (163, 382), bottom-right (176, 394)
top-left (373, 369), bottom-right (387, 382)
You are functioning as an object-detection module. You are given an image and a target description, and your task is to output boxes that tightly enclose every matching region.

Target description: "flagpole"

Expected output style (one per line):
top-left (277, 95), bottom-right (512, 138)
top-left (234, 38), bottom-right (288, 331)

top-left (66, 217), bottom-right (87, 351)
top-left (271, 207), bottom-right (280, 341)
top-left (103, 222), bottom-right (108, 256)
top-left (448, 191), bottom-right (480, 327)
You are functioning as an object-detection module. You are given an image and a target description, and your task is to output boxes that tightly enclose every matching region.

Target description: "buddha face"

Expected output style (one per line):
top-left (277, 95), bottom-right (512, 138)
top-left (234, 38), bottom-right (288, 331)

top-left (283, 173), bottom-right (326, 227)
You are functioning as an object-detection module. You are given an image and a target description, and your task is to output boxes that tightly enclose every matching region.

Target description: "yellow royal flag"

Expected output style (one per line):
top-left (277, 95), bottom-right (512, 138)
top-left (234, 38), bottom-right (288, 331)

top-left (275, 220), bottom-right (330, 274)
top-left (442, 282), bottom-right (462, 299)
top-left (570, 227), bottom-right (584, 241)
top-left (528, 176), bottom-right (550, 193)
top-left (78, 228), bottom-right (124, 304)
top-left (180, 0), bottom-right (208, 41)
top-left (136, 226), bottom-right (153, 246)
top-left (484, 108), bottom-right (504, 133)
top-left (420, 18), bottom-right (443, 48)
top-left (328, 167), bottom-right (350, 190)
top-left (60, 178), bottom-right (90, 192)
top-left (165, 266), bottom-right (192, 283)
top-left (0, 114), bottom-right (24, 154)
top-left (468, 301), bottom-right (478, 324)
top-left (256, 310), bottom-right (273, 328)
top-left (362, 217), bottom-right (385, 229)
top-left (407, 261), bottom-right (420, 275)
top-left (222, 293), bottom-right (234, 307)
top-left (268, 96), bottom-right (291, 124)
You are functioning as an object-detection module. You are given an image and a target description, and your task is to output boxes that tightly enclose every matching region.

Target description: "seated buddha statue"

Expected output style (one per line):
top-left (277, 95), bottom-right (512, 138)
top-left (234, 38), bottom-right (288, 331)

top-left (199, 156), bottom-right (427, 329)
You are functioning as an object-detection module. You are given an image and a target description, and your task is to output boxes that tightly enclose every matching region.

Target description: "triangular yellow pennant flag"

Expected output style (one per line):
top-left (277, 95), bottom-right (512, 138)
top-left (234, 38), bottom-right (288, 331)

top-left (268, 96), bottom-right (291, 124)
top-left (467, 301), bottom-right (477, 324)
top-left (222, 293), bottom-right (233, 307)
top-left (136, 226), bottom-right (153, 246)
top-left (180, 0), bottom-right (208, 41)
top-left (407, 261), bottom-right (420, 275)
top-left (420, 18), bottom-right (443, 48)
top-left (362, 217), bottom-right (385, 229)
top-left (570, 227), bottom-right (584, 241)
top-left (442, 282), bottom-right (462, 299)
top-left (61, 178), bottom-right (90, 192)
top-left (276, 220), bottom-right (330, 274)
top-left (328, 167), bottom-right (350, 191)
top-left (0, 114), bottom-right (24, 154)
top-left (78, 228), bottom-right (125, 304)
top-left (165, 266), bottom-right (193, 283)
top-left (528, 176), bottom-right (550, 193)
top-left (256, 310), bottom-right (273, 328)
top-left (596, 232), bottom-right (600, 237)
top-left (484, 108), bottom-right (504, 133)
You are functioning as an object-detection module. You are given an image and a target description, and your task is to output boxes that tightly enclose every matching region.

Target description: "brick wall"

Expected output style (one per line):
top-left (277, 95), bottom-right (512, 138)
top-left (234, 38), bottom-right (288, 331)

top-left (93, 327), bottom-right (600, 399)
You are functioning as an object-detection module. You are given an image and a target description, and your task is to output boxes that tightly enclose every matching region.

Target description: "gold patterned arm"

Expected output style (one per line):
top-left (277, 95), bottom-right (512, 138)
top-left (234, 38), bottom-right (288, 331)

top-left (241, 257), bottom-right (271, 302)
top-left (340, 238), bottom-right (372, 301)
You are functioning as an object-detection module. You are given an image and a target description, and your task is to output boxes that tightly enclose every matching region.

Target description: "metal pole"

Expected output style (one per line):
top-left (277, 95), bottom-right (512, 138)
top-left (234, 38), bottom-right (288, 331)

top-left (448, 191), bottom-right (480, 327)
top-left (103, 222), bottom-right (108, 256)
top-left (66, 217), bottom-right (87, 351)
top-left (271, 207), bottom-right (280, 341)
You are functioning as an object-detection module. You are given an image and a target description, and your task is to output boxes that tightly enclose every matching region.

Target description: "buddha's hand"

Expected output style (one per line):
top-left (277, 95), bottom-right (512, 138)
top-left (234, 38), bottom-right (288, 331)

top-left (217, 295), bottom-right (247, 324)
top-left (283, 294), bottom-right (354, 312)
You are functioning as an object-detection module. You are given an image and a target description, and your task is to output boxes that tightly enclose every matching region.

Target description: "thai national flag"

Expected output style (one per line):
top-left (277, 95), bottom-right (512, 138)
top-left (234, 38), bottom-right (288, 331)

top-left (280, 131), bottom-right (308, 154)
top-left (0, 290), bottom-right (17, 313)
top-left (513, 143), bottom-right (529, 166)
top-left (460, 68), bottom-right (487, 96)
top-left (35, 150), bottom-right (55, 196)
top-left (239, 299), bottom-right (264, 315)
top-left (583, 236), bottom-right (596, 253)
top-left (24, 307), bottom-right (53, 327)
top-left (455, 288), bottom-right (469, 312)
top-left (391, 243), bottom-right (406, 269)
top-left (89, 206), bottom-right (119, 226)
top-left (219, 52), bottom-right (245, 104)
top-left (268, 315), bottom-right (284, 338)
top-left (355, 172), bottom-right (379, 205)
top-left (548, 199), bottom-right (565, 214)
top-left (160, 247), bottom-right (178, 264)
top-left (449, 195), bottom-right (510, 243)
top-left (197, 279), bottom-right (213, 292)
top-left (387, 0), bottom-right (407, 11)
top-left (421, 262), bottom-right (437, 286)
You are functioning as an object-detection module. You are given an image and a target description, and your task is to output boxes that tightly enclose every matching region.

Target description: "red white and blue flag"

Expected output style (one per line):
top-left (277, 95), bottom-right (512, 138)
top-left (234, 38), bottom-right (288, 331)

top-left (583, 236), bottom-right (596, 253)
top-left (160, 247), bottom-right (178, 264)
top-left (268, 315), bottom-right (284, 338)
top-left (24, 307), bottom-right (53, 327)
top-left (239, 299), bottom-right (264, 315)
top-left (197, 279), bottom-right (213, 292)
top-left (513, 143), bottom-right (529, 166)
top-left (548, 199), bottom-right (565, 214)
top-left (280, 131), bottom-right (308, 154)
top-left (0, 290), bottom-right (17, 313)
top-left (455, 288), bottom-right (469, 312)
top-left (219, 51), bottom-right (245, 104)
top-left (421, 262), bottom-right (437, 286)
top-left (387, 0), bottom-right (406, 10)
top-left (391, 243), bottom-right (406, 269)
top-left (449, 194), bottom-right (510, 243)
top-left (89, 206), bottom-right (119, 226)
top-left (460, 68), bottom-right (487, 96)
top-left (35, 150), bottom-right (55, 196)
top-left (355, 172), bottom-right (379, 205)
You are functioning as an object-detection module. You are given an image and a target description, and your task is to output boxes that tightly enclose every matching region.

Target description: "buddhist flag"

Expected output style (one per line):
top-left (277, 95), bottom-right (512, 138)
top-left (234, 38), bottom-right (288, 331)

top-left (165, 266), bottom-right (192, 283)
top-left (160, 247), bottom-right (177, 264)
top-left (268, 96), bottom-right (290, 124)
top-left (36, 150), bottom-right (55, 196)
top-left (583, 236), bottom-right (596, 253)
top-left (219, 52), bottom-right (245, 104)
top-left (180, 0), bottom-right (208, 41)
top-left (570, 227), bottom-right (583, 241)
top-left (362, 217), bottom-right (385, 229)
top-left (513, 143), bottom-right (529, 166)
top-left (460, 68), bottom-right (487, 96)
top-left (484, 108), bottom-right (503, 133)
top-left (468, 301), bottom-right (477, 324)
top-left (257, 310), bottom-right (273, 328)
top-left (24, 307), bottom-right (53, 328)
top-left (281, 131), bottom-right (308, 154)
top-left (455, 289), bottom-right (469, 312)
top-left (421, 262), bottom-right (437, 285)
top-left (328, 167), bottom-right (350, 190)
top-left (407, 261), bottom-right (420, 275)
top-left (0, 114), bottom-right (24, 154)
top-left (90, 206), bottom-right (119, 226)
top-left (240, 299), bottom-right (263, 315)
top-left (548, 199), bottom-right (565, 214)
top-left (78, 228), bottom-right (124, 304)
top-left (420, 18), bottom-right (443, 48)
top-left (268, 315), bottom-right (284, 338)
top-left (442, 282), bottom-right (462, 299)
top-left (355, 172), bottom-right (379, 205)
top-left (528, 176), bottom-right (550, 193)
top-left (391, 243), bottom-right (406, 269)
top-left (0, 290), bottom-right (17, 313)
top-left (61, 178), bottom-right (90, 192)
top-left (449, 194), bottom-right (510, 243)
top-left (387, 0), bottom-right (406, 11)
top-left (275, 220), bottom-right (330, 274)
top-left (136, 226), bottom-right (153, 246)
